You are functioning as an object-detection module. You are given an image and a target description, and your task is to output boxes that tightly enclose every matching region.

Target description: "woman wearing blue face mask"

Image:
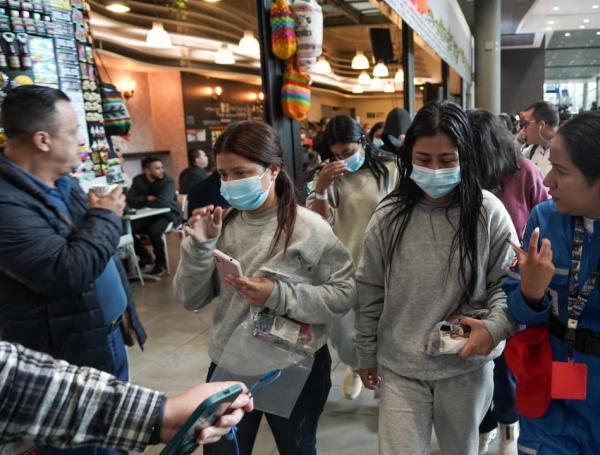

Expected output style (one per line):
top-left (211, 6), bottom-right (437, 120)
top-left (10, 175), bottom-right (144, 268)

top-left (306, 115), bottom-right (398, 400)
top-left (173, 120), bottom-right (356, 455)
top-left (355, 101), bottom-right (518, 455)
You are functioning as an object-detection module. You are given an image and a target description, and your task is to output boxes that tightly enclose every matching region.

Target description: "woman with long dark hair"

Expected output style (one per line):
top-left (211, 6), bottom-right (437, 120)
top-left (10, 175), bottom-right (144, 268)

top-left (173, 120), bottom-right (356, 454)
top-left (504, 112), bottom-right (600, 454)
top-left (355, 101), bottom-right (517, 454)
top-left (468, 109), bottom-right (549, 454)
top-left (306, 115), bottom-right (397, 400)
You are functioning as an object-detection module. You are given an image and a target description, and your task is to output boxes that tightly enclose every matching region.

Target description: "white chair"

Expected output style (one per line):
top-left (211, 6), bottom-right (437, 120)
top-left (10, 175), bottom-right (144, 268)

top-left (118, 234), bottom-right (144, 286)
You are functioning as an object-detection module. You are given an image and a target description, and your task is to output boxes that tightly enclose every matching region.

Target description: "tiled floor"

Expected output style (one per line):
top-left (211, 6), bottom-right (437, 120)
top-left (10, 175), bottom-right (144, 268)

top-left (128, 236), bottom-right (501, 455)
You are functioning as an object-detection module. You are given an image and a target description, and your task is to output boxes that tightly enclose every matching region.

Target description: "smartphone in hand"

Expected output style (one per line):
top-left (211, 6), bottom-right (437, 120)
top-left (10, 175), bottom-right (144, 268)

top-left (213, 249), bottom-right (243, 280)
top-left (160, 384), bottom-right (244, 455)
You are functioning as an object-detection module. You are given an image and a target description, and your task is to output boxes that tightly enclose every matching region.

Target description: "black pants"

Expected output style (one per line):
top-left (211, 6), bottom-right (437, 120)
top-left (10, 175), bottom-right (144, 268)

top-left (132, 215), bottom-right (171, 267)
top-left (204, 345), bottom-right (332, 455)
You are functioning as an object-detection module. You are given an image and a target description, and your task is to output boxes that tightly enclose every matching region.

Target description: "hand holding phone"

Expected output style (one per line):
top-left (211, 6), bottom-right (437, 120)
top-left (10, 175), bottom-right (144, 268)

top-left (160, 382), bottom-right (252, 454)
top-left (213, 249), bottom-right (244, 280)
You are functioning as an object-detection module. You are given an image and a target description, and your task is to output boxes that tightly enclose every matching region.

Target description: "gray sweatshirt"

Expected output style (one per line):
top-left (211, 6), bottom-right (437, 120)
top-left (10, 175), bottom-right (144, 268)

top-left (306, 159), bottom-right (398, 265)
top-left (355, 190), bottom-right (518, 380)
top-left (173, 206), bottom-right (357, 363)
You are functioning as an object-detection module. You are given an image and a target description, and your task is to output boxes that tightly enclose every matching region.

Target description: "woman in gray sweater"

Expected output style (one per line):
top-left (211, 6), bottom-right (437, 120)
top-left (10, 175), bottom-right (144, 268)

top-left (173, 120), bottom-right (356, 455)
top-left (355, 102), bottom-right (518, 455)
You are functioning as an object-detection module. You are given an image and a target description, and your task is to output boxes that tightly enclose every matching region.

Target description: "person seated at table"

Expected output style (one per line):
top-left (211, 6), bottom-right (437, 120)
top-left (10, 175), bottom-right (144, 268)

top-left (126, 156), bottom-right (182, 275)
top-left (179, 149), bottom-right (209, 194)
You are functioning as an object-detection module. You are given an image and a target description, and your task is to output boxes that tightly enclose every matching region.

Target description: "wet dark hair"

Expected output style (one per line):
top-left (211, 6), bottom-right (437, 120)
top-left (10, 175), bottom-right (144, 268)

top-left (468, 109), bottom-right (520, 194)
top-left (214, 120), bottom-right (297, 255)
top-left (557, 111), bottom-right (600, 184)
top-left (141, 156), bottom-right (161, 169)
top-left (525, 101), bottom-right (559, 128)
top-left (381, 101), bottom-right (482, 300)
top-left (2, 85), bottom-right (70, 140)
top-left (368, 122), bottom-right (385, 141)
top-left (322, 115), bottom-right (389, 190)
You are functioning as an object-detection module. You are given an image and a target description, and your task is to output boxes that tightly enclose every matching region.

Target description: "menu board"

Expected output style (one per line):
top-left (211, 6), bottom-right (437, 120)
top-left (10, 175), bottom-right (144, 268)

top-left (0, 0), bottom-right (113, 183)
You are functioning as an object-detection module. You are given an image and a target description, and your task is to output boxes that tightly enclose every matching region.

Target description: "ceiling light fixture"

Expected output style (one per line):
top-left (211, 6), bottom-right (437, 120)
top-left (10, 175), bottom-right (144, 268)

top-left (358, 71), bottom-right (371, 85)
top-left (383, 82), bottom-right (395, 93)
top-left (584, 18), bottom-right (590, 23)
top-left (238, 31), bottom-right (260, 57)
top-left (106, 1), bottom-right (130, 13)
top-left (215, 43), bottom-right (235, 64)
top-left (565, 32), bottom-right (571, 36)
top-left (352, 85), bottom-right (364, 94)
top-left (146, 22), bottom-right (172, 48)
top-left (580, 25), bottom-right (585, 29)
top-left (394, 68), bottom-right (404, 84)
top-left (204, 0), bottom-right (221, 3)
top-left (373, 62), bottom-right (389, 78)
top-left (552, 6), bottom-right (559, 11)
top-left (313, 56), bottom-right (333, 74)
top-left (546, 26), bottom-right (552, 31)
top-left (548, 20), bottom-right (555, 25)
top-left (351, 51), bottom-right (370, 70)
top-left (597, 31), bottom-right (600, 35)
top-left (594, 4), bottom-right (599, 8)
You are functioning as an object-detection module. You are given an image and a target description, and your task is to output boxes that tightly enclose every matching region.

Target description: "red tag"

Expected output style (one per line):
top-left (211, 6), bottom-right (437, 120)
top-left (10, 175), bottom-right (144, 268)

top-left (551, 361), bottom-right (587, 400)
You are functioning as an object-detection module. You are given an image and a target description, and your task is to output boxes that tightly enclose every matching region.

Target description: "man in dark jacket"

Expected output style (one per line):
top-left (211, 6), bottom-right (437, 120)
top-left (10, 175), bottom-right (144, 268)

top-left (178, 149), bottom-right (208, 194)
top-left (126, 156), bottom-right (181, 275)
top-left (0, 85), bottom-right (147, 455)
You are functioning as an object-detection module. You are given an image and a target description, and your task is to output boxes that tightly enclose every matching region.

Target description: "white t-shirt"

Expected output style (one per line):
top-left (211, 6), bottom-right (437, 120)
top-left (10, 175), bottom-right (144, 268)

top-left (522, 144), bottom-right (552, 177)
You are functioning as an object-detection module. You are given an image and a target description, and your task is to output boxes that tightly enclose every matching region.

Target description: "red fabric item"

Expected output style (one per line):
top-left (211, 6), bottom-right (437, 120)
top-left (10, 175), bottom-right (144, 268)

top-left (505, 326), bottom-right (553, 418)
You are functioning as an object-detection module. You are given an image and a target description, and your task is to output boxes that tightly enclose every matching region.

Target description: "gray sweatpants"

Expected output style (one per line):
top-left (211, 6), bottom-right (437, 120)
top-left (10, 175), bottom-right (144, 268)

top-left (378, 362), bottom-right (493, 455)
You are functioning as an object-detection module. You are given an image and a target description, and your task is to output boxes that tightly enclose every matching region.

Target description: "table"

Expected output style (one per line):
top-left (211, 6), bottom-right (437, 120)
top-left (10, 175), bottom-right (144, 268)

top-left (122, 207), bottom-right (172, 282)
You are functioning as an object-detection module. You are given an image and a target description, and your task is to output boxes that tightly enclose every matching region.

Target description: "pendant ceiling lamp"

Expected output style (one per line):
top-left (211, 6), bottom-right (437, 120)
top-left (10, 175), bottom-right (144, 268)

top-left (106, 1), bottom-right (130, 13)
top-left (352, 85), bottom-right (364, 94)
top-left (146, 22), bottom-right (172, 48)
top-left (313, 56), bottom-right (333, 74)
top-left (215, 43), bottom-right (236, 64)
top-left (384, 82), bottom-right (395, 93)
top-left (373, 62), bottom-right (389, 78)
top-left (371, 77), bottom-right (383, 90)
top-left (358, 71), bottom-right (371, 85)
top-left (351, 51), bottom-right (369, 70)
top-left (238, 31), bottom-right (260, 57)
top-left (394, 68), bottom-right (404, 84)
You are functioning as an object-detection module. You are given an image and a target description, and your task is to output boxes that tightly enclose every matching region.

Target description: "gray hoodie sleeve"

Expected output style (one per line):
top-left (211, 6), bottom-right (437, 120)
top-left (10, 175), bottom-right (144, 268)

top-left (173, 236), bottom-right (219, 311)
top-left (480, 202), bottom-right (519, 344)
top-left (263, 237), bottom-right (356, 324)
top-left (354, 219), bottom-right (386, 369)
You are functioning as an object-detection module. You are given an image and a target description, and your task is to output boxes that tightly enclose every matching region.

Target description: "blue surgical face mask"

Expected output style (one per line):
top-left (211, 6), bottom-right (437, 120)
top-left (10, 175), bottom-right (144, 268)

top-left (220, 169), bottom-right (273, 211)
top-left (342, 148), bottom-right (365, 173)
top-left (410, 164), bottom-right (461, 199)
top-left (372, 138), bottom-right (384, 148)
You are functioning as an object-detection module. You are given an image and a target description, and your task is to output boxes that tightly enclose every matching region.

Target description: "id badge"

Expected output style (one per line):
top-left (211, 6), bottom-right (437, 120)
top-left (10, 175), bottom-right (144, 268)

top-left (551, 361), bottom-right (587, 400)
top-left (270, 316), bottom-right (301, 344)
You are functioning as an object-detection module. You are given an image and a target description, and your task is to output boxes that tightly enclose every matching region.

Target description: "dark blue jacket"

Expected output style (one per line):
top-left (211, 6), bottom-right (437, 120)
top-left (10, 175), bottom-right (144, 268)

top-left (0, 156), bottom-right (147, 374)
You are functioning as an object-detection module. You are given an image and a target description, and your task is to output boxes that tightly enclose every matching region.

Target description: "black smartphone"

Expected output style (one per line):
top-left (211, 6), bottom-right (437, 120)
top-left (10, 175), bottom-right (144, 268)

top-left (160, 384), bottom-right (244, 455)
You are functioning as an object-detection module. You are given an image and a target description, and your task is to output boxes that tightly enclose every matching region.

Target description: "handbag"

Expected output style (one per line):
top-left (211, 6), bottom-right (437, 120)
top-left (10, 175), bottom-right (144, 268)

top-left (270, 0), bottom-right (297, 60)
top-left (281, 57), bottom-right (310, 121)
top-left (99, 82), bottom-right (131, 137)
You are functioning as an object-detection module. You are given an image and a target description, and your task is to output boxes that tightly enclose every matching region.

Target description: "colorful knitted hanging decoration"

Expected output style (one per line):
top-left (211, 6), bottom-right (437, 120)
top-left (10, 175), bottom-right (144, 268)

top-left (281, 57), bottom-right (311, 121)
top-left (270, 0), bottom-right (297, 60)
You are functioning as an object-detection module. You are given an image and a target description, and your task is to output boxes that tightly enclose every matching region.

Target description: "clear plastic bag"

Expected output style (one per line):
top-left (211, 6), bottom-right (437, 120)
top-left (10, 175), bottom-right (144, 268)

top-left (210, 316), bottom-right (313, 418)
top-left (425, 309), bottom-right (504, 359)
top-left (252, 308), bottom-right (327, 355)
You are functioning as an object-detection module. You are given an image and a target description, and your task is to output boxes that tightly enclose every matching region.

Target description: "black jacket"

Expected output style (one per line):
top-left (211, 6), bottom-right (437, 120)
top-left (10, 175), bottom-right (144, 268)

top-left (179, 165), bottom-right (208, 195)
top-left (188, 172), bottom-right (229, 213)
top-left (126, 174), bottom-right (182, 224)
top-left (0, 156), bottom-right (147, 374)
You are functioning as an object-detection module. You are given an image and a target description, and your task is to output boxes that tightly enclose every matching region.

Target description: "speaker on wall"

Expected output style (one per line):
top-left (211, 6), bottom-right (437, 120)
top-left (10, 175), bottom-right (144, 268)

top-left (369, 28), bottom-right (394, 63)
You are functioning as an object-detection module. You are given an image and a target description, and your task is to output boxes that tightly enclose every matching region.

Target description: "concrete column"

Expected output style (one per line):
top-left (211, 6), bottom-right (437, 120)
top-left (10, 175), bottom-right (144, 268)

top-left (582, 82), bottom-right (588, 110)
top-left (596, 76), bottom-right (600, 105)
top-left (474, 0), bottom-right (501, 113)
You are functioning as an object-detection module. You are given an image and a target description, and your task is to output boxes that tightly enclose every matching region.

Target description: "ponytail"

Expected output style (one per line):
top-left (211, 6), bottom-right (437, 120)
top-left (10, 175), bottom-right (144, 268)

top-left (272, 168), bottom-right (297, 255)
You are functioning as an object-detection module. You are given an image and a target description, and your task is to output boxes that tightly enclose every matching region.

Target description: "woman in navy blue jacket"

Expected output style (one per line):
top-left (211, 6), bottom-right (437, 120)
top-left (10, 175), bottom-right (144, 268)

top-left (504, 111), bottom-right (600, 454)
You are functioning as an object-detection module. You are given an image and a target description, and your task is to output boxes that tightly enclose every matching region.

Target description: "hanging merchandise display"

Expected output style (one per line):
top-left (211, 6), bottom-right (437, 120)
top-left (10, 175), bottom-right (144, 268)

top-left (269, 0), bottom-right (296, 60)
top-left (291, 0), bottom-right (322, 70)
top-left (281, 56), bottom-right (310, 121)
top-left (0, 0), bottom-right (113, 181)
top-left (99, 82), bottom-right (131, 136)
